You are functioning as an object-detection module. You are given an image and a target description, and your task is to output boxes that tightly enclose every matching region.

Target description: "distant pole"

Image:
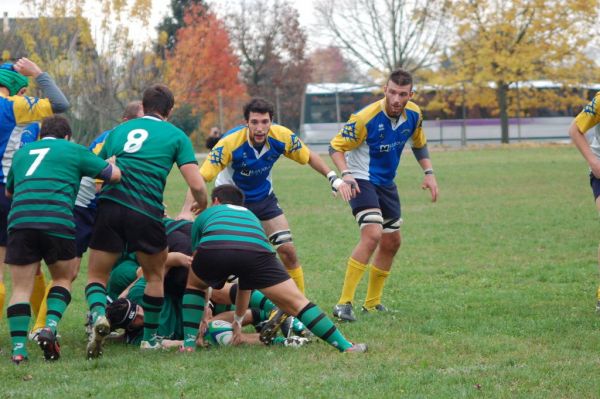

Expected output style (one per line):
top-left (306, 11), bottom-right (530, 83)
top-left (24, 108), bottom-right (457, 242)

top-left (461, 81), bottom-right (467, 147)
top-left (218, 90), bottom-right (224, 133)
top-left (335, 90), bottom-right (341, 127)
top-left (275, 87), bottom-right (281, 123)
top-left (515, 81), bottom-right (522, 141)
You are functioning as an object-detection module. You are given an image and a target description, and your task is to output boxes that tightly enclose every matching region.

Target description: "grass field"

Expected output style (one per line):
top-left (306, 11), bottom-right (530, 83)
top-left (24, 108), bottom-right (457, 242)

top-left (1, 144), bottom-right (600, 398)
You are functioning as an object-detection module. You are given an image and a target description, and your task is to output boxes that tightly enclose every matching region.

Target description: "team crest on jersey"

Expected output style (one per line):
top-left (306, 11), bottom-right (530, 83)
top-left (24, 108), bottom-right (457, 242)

top-left (583, 97), bottom-right (597, 116)
top-left (341, 122), bottom-right (358, 142)
top-left (24, 96), bottom-right (39, 111)
top-left (209, 146), bottom-right (224, 165)
top-left (289, 134), bottom-right (302, 153)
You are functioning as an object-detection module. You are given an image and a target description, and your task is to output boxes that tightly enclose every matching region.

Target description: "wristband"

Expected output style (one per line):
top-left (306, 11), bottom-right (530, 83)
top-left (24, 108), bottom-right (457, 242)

top-left (326, 171), bottom-right (338, 185)
top-left (331, 178), bottom-right (343, 192)
top-left (341, 170), bottom-right (352, 177)
top-left (233, 313), bottom-right (244, 327)
top-left (424, 168), bottom-right (434, 175)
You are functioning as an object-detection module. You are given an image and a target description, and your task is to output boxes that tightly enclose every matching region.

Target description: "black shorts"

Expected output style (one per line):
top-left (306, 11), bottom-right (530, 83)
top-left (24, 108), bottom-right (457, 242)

top-left (5, 229), bottom-right (76, 265)
top-left (89, 200), bottom-right (167, 255)
top-left (0, 183), bottom-right (12, 246)
top-left (167, 224), bottom-right (192, 256)
top-left (191, 248), bottom-right (290, 290)
top-left (74, 205), bottom-right (97, 257)
top-left (349, 179), bottom-right (401, 220)
top-left (245, 193), bottom-right (284, 221)
top-left (590, 173), bottom-right (600, 200)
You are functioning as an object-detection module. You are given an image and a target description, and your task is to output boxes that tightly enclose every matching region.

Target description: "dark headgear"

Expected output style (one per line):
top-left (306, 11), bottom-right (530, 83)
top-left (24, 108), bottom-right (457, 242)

top-left (106, 298), bottom-right (138, 330)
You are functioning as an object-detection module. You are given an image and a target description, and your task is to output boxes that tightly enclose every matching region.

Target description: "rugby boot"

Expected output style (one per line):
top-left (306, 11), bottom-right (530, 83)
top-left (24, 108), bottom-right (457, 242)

top-left (344, 343), bottom-right (368, 353)
top-left (361, 303), bottom-right (388, 313)
top-left (37, 327), bottom-right (60, 361)
top-left (86, 315), bottom-right (110, 359)
top-left (333, 302), bottom-right (356, 322)
top-left (259, 309), bottom-right (289, 344)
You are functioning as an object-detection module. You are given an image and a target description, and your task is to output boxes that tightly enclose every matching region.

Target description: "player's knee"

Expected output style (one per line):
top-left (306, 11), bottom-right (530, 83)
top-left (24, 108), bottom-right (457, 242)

top-left (277, 244), bottom-right (297, 267)
top-left (356, 209), bottom-right (384, 230)
top-left (381, 233), bottom-right (401, 254)
top-left (269, 230), bottom-right (293, 249)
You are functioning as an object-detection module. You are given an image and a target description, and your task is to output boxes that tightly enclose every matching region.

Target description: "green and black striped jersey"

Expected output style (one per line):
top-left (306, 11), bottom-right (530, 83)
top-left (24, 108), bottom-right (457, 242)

top-left (98, 116), bottom-right (197, 221)
top-left (6, 138), bottom-right (108, 239)
top-left (192, 204), bottom-right (273, 253)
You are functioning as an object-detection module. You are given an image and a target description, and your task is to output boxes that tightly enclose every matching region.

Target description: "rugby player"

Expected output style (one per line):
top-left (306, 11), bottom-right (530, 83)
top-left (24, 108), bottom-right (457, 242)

top-left (181, 97), bottom-right (355, 294)
top-left (329, 69), bottom-right (439, 321)
top-left (0, 58), bottom-right (69, 331)
top-left (181, 184), bottom-right (367, 353)
top-left (569, 91), bottom-right (600, 310)
top-left (5, 115), bottom-right (120, 364)
top-left (84, 84), bottom-right (208, 359)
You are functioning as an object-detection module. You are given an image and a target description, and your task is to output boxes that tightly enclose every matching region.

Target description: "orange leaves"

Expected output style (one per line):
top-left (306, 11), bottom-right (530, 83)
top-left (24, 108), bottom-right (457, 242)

top-left (167, 4), bottom-right (247, 136)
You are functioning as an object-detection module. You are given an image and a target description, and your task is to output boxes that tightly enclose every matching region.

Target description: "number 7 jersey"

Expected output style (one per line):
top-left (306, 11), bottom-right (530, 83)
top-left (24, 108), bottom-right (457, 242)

top-left (6, 138), bottom-right (108, 239)
top-left (97, 116), bottom-right (198, 221)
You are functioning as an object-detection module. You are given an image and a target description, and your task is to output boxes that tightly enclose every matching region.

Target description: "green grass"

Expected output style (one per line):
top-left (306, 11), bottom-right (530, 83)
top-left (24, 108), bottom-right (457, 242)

top-left (2, 144), bottom-right (600, 398)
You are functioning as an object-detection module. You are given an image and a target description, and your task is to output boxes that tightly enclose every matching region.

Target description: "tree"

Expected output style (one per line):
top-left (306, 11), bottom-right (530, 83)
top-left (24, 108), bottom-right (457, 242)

top-left (226, 0), bottom-right (311, 130)
top-left (166, 3), bottom-right (247, 142)
top-left (445, 0), bottom-right (600, 143)
top-left (308, 46), bottom-right (360, 83)
top-left (314, 0), bottom-right (450, 75)
top-left (156, 0), bottom-right (207, 53)
top-left (12, 0), bottom-right (163, 144)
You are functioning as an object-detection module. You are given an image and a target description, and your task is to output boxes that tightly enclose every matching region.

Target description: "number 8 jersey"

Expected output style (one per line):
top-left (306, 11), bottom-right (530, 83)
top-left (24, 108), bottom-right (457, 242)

top-left (97, 115), bottom-right (198, 221)
top-left (6, 138), bottom-right (109, 239)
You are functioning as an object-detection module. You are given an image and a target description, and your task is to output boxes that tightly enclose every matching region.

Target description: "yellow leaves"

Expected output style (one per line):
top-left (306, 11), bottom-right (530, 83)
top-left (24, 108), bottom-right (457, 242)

top-left (1, 51), bottom-right (10, 61)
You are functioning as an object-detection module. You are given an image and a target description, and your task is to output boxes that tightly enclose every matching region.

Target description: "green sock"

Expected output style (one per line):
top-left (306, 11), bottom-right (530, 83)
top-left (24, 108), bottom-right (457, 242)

top-left (182, 289), bottom-right (205, 348)
top-left (141, 294), bottom-right (163, 344)
top-left (45, 286), bottom-right (72, 334)
top-left (7, 303), bottom-right (31, 357)
top-left (297, 302), bottom-right (352, 352)
top-left (85, 282), bottom-right (107, 323)
top-left (250, 290), bottom-right (275, 314)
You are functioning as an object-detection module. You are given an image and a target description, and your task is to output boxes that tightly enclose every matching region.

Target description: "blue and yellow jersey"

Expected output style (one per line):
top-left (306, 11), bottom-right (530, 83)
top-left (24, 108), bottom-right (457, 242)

top-left (330, 98), bottom-right (427, 186)
top-left (74, 129), bottom-right (112, 209)
top-left (575, 92), bottom-right (600, 159)
top-left (200, 124), bottom-right (310, 203)
top-left (0, 93), bottom-right (53, 183)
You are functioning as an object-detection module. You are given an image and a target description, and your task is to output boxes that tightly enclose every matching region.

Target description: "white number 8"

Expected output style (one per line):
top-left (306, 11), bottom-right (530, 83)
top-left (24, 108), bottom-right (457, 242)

top-left (123, 129), bottom-right (149, 153)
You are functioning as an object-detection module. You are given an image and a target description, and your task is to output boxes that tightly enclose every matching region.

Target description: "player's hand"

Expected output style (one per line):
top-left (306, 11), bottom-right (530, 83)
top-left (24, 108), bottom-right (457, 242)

top-left (343, 174), bottom-right (361, 197)
top-left (231, 318), bottom-right (243, 346)
top-left (421, 174), bottom-right (439, 202)
top-left (106, 155), bottom-right (117, 165)
top-left (334, 180), bottom-right (356, 201)
top-left (190, 201), bottom-right (203, 216)
top-left (173, 252), bottom-right (192, 268)
top-left (14, 58), bottom-right (43, 78)
top-left (175, 211), bottom-right (194, 221)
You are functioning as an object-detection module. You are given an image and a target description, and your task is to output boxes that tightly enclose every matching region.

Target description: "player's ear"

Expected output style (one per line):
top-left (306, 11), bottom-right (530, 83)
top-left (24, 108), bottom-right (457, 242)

top-left (212, 197), bottom-right (221, 205)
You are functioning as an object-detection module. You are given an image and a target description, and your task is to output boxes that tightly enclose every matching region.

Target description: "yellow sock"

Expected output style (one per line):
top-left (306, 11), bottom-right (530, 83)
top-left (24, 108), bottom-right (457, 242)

top-left (32, 281), bottom-right (52, 332)
top-left (30, 272), bottom-right (47, 317)
top-left (364, 265), bottom-right (390, 309)
top-left (287, 266), bottom-right (305, 294)
top-left (0, 281), bottom-right (5, 321)
top-left (338, 257), bottom-right (367, 304)
top-left (596, 286), bottom-right (600, 301)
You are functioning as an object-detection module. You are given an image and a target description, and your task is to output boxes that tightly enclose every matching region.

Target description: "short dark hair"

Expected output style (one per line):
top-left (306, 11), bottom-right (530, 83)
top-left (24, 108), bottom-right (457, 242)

top-left (212, 184), bottom-right (245, 206)
top-left (142, 84), bottom-right (175, 118)
top-left (388, 69), bottom-right (413, 88)
top-left (122, 100), bottom-right (143, 120)
top-left (243, 97), bottom-right (274, 121)
top-left (40, 115), bottom-right (72, 139)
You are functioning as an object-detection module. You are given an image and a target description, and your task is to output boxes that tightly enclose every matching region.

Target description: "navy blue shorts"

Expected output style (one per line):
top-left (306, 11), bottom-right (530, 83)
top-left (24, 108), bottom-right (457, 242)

top-left (0, 183), bottom-right (12, 246)
top-left (74, 205), bottom-right (97, 257)
top-left (245, 193), bottom-right (284, 221)
top-left (349, 179), bottom-right (401, 220)
top-left (590, 173), bottom-right (600, 200)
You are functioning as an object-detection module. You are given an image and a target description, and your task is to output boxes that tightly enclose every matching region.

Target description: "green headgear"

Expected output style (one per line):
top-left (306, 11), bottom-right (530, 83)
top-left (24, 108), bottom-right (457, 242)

top-left (0, 63), bottom-right (29, 96)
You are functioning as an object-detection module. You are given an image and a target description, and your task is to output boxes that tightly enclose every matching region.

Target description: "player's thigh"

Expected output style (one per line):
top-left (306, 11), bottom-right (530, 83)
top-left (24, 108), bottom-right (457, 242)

top-left (261, 214), bottom-right (290, 237)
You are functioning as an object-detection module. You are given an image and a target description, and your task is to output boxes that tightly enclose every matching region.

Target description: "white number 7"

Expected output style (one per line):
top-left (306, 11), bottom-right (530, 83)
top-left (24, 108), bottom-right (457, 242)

top-left (26, 148), bottom-right (50, 176)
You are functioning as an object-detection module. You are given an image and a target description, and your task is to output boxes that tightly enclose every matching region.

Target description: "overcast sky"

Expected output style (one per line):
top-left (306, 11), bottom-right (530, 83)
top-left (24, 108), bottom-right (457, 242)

top-left (0, 0), bottom-right (322, 49)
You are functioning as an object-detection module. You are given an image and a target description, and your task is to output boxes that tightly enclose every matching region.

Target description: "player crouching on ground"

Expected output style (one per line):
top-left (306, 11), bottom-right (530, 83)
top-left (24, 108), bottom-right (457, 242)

top-left (180, 184), bottom-right (367, 353)
top-left (5, 115), bottom-right (121, 364)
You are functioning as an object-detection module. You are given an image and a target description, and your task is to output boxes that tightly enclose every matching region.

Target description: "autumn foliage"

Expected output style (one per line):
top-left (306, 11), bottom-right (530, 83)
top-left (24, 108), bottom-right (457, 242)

top-left (167, 4), bottom-right (247, 138)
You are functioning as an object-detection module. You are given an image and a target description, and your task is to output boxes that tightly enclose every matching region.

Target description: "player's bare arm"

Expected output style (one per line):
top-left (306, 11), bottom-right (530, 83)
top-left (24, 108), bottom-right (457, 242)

top-left (570, 122), bottom-right (600, 178)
